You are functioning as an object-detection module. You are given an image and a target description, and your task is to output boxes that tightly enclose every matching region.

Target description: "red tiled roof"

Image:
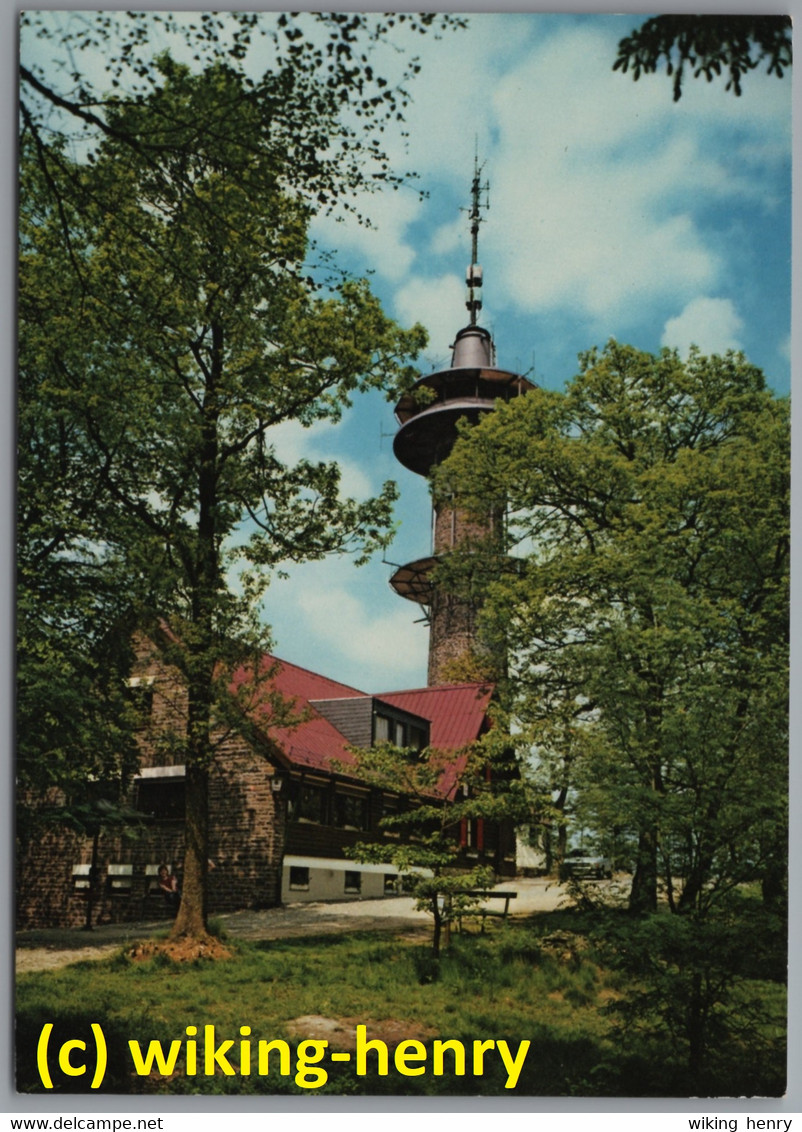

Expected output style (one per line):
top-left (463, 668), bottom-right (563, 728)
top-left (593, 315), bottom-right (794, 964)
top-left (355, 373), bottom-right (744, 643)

top-left (376, 683), bottom-right (493, 750)
top-left (264, 655), bottom-right (367, 702)
top-left (230, 655), bottom-right (366, 776)
top-left (229, 654), bottom-right (493, 789)
top-left (377, 684), bottom-right (493, 798)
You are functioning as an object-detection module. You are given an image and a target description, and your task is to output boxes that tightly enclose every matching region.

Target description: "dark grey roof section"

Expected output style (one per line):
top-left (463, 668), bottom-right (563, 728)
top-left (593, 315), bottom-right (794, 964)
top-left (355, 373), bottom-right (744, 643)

top-left (309, 696), bottom-right (374, 749)
top-left (310, 695), bottom-right (432, 750)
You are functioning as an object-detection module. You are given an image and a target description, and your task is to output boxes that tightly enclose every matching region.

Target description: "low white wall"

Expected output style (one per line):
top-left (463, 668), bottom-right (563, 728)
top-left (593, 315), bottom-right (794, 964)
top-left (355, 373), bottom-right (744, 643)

top-left (280, 857), bottom-right (398, 904)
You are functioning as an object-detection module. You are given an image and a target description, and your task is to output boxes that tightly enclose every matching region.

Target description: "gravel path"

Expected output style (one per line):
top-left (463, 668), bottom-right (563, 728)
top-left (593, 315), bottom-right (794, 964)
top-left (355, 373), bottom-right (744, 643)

top-left (16, 877), bottom-right (576, 974)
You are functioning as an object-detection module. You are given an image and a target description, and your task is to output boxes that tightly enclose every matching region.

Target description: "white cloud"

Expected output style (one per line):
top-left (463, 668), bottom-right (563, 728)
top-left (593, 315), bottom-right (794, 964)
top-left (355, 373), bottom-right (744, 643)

top-left (264, 555), bottom-right (429, 690)
top-left (297, 582), bottom-right (427, 687)
top-left (393, 273), bottom-right (465, 362)
top-left (269, 418), bottom-right (375, 500)
top-left (337, 18), bottom-right (789, 333)
top-left (309, 183), bottom-right (423, 285)
top-left (371, 14), bottom-right (518, 182)
top-left (431, 217), bottom-right (464, 258)
top-left (661, 297), bottom-right (744, 357)
top-left (484, 29), bottom-right (734, 325)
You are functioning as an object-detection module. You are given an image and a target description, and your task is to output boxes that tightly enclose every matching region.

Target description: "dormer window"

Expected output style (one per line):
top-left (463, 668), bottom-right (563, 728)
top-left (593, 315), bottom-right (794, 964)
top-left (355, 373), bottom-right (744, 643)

top-left (372, 710), bottom-right (428, 751)
top-left (310, 695), bottom-right (430, 753)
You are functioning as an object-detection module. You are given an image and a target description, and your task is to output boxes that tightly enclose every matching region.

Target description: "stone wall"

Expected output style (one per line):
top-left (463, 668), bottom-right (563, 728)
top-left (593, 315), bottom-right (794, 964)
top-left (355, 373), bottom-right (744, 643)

top-left (432, 501), bottom-right (500, 556)
top-left (17, 633), bottom-right (286, 929)
top-left (428, 502), bottom-right (504, 685)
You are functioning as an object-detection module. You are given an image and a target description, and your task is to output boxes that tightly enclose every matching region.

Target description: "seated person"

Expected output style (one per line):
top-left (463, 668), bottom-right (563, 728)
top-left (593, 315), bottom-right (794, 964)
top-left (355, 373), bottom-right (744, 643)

top-left (157, 864), bottom-right (181, 912)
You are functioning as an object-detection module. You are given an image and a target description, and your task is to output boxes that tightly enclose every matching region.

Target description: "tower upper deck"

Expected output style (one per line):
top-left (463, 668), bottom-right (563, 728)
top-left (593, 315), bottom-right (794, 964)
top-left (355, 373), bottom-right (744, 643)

top-left (393, 324), bottom-right (534, 477)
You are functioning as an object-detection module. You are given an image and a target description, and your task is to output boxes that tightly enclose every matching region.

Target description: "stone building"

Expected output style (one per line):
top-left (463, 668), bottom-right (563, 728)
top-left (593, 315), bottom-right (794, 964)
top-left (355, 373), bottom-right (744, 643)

top-left (17, 629), bottom-right (513, 929)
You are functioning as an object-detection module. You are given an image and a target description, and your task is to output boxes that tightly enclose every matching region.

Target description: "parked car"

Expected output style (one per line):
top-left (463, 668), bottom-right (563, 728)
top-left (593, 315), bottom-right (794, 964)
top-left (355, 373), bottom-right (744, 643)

top-left (560, 849), bottom-right (613, 880)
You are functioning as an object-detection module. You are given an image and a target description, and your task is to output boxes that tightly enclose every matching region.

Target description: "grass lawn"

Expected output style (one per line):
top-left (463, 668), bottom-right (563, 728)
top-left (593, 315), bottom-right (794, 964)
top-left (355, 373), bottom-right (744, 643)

top-left (16, 911), bottom-right (786, 1098)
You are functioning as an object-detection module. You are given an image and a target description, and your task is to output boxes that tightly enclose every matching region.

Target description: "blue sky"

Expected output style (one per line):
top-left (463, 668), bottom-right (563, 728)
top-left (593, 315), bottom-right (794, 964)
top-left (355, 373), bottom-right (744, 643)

top-left (262, 13), bottom-right (792, 692)
top-left (21, 12), bottom-right (792, 694)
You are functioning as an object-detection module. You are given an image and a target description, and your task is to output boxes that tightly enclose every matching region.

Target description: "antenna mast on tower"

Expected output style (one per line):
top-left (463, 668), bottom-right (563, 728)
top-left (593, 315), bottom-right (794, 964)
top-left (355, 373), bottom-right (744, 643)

top-left (465, 153), bottom-right (489, 326)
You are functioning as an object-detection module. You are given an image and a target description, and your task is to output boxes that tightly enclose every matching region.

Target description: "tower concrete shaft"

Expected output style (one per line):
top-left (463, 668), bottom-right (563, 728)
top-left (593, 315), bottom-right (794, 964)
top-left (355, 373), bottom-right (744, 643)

top-left (390, 323), bottom-right (534, 685)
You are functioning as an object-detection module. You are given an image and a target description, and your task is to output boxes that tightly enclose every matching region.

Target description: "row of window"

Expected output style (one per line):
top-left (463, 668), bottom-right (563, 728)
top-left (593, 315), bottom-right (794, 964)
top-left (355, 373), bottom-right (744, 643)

top-left (135, 778), bottom-right (399, 831)
top-left (133, 779), bottom-right (497, 857)
top-left (290, 783), bottom-right (367, 829)
top-left (373, 712), bottom-right (427, 751)
top-left (73, 862), bottom-right (401, 898)
top-left (288, 866), bottom-right (399, 895)
top-left (288, 781), bottom-right (400, 832)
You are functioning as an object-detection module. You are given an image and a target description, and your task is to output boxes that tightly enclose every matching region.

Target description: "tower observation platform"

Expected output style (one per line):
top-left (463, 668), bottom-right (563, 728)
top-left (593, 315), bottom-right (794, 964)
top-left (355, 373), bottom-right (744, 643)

top-left (393, 326), bottom-right (532, 477)
top-left (389, 161), bottom-right (536, 684)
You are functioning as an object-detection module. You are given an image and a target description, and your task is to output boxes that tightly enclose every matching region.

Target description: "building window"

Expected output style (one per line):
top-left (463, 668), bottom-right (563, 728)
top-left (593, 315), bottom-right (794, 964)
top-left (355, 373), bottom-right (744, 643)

top-left (291, 781), bottom-right (329, 825)
top-left (334, 791), bottom-right (369, 831)
top-left (483, 822), bottom-right (498, 851)
top-left (146, 863), bottom-right (176, 896)
top-left (373, 711), bottom-right (428, 751)
top-left (374, 714), bottom-right (391, 743)
top-left (344, 871), bottom-right (361, 894)
top-left (384, 873), bottom-right (399, 894)
top-left (125, 676), bottom-right (155, 726)
top-left (289, 866), bottom-right (310, 890)
top-left (462, 818), bottom-right (485, 855)
top-left (136, 777), bottom-right (185, 820)
top-left (380, 794), bottom-right (402, 838)
top-left (407, 724), bottom-right (427, 752)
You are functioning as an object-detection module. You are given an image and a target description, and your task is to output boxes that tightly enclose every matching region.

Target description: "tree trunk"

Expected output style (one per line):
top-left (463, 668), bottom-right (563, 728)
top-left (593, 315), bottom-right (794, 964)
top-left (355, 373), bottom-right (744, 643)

top-left (542, 826), bottom-right (553, 875)
top-left (549, 782), bottom-right (569, 877)
top-left (82, 827), bottom-right (101, 931)
top-left (169, 319), bottom-right (222, 943)
top-left (629, 826), bottom-right (658, 914)
top-left (678, 859), bottom-right (710, 913)
top-left (170, 760), bottom-right (209, 939)
top-left (687, 971), bottom-right (707, 1084)
top-left (629, 721), bottom-right (662, 914)
top-left (761, 859), bottom-right (787, 912)
top-left (556, 820), bottom-right (568, 875)
top-left (441, 894), bottom-right (452, 950)
top-left (761, 832), bottom-right (787, 913)
top-left (431, 894), bottom-right (442, 958)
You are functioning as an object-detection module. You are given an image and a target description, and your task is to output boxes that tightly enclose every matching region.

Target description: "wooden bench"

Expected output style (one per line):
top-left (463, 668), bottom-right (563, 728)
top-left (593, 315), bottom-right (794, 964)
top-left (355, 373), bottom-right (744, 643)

top-left (458, 889), bottom-right (517, 933)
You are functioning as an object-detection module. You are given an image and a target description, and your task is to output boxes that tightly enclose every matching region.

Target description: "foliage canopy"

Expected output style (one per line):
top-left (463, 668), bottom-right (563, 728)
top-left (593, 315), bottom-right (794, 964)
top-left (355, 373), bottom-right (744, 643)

top-left (436, 341), bottom-right (789, 917)
top-left (348, 728), bottom-right (528, 957)
top-left (614, 15), bottom-right (792, 101)
top-left (18, 13), bottom-right (456, 938)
